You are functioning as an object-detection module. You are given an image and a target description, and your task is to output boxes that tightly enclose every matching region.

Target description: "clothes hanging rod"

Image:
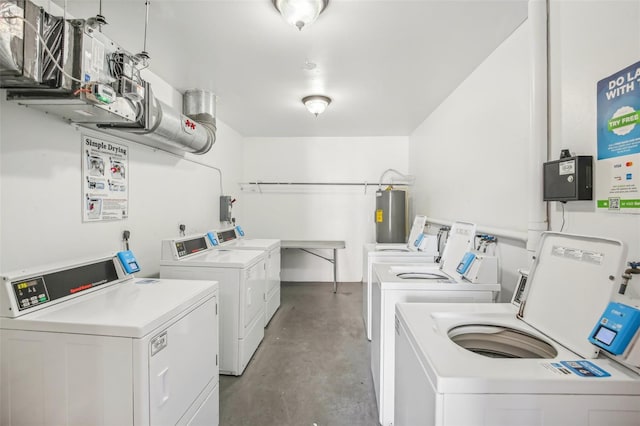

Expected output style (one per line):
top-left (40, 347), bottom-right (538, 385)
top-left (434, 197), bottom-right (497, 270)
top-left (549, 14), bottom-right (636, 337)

top-left (240, 181), bottom-right (411, 186)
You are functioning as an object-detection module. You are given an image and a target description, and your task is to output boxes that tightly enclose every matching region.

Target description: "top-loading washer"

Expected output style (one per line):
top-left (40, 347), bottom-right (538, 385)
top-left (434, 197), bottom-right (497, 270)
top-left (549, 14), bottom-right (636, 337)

top-left (394, 232), bottom-right (640, 426)
top-left (208, 225), bottom-right (281, 327)
top-left (371, 261), bottom-right (500, 426)
top-left (159, 234), bottom-right (266, 376)
top-left (0, 253), bottom-right (220, 426)
top-left (363, 220), bottom-right (475, 340)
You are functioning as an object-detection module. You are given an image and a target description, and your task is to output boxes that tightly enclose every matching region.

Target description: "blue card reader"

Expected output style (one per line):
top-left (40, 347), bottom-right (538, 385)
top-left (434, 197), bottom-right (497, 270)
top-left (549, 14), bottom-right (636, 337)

top-left (207, 232), bottom-right (219, 246)
top-left (589, 302), bottom-right (640, 355)
top-left (235, 226), bottom-right (245, 237)
top-left (456, 252), bottom-right (476, 275)
top-left (117, 250), bottom-right (141, 274)
top-left (413, 233), bottom-right (425, 248)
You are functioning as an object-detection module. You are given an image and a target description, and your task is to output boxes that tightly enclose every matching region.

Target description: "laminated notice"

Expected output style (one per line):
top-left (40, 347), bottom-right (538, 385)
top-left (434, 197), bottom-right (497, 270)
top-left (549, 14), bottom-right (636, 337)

top-left (542, 360), bottom-right (611, 378)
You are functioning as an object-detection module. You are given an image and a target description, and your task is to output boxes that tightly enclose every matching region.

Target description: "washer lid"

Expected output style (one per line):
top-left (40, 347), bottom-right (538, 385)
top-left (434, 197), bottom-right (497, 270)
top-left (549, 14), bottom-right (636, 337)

top-left (439, 222), bottom-right (476, 277)
top-left (521, 232), bottom-right (626, 359)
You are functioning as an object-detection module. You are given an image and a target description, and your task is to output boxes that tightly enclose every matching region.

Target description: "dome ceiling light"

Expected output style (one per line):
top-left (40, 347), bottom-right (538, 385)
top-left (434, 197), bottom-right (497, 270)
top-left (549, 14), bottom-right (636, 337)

top-left (302, 95), bottom-right (331, 117)
top-left (272, 0), bottom-right (329, 31)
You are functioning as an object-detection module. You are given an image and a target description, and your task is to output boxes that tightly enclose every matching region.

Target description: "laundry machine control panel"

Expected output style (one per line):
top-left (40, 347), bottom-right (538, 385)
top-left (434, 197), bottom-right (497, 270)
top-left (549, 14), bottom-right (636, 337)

top-left (174, 237), bottom-right (209, 258)
top-left (217, 229), bottom-right (238, 243)
top-left (12, 276), bottom-right (49, 311)
top-left (4, 258), bottom-right (120, 316)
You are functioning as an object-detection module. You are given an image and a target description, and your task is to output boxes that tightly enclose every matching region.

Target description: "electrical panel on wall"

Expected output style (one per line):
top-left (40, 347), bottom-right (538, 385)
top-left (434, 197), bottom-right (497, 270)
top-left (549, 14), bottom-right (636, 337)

top-left (543, 153), bottom-right (593, 202)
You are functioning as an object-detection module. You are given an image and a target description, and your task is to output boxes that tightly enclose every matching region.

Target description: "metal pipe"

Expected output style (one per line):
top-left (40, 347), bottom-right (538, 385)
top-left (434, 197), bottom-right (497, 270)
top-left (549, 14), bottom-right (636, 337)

top-left (143, 1), bottom-right (149, 54)
top-left (527, 0), bottom-right (549, 251)
top-left (241, 182), bottom-right (412, 186)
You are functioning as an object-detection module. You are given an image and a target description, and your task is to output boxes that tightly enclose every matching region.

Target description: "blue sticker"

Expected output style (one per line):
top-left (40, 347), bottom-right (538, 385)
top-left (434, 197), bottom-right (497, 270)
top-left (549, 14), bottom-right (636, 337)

top-left (557, 360), bottom-right (611, 378)
top-left (84, 73), bottom-right (91, 82)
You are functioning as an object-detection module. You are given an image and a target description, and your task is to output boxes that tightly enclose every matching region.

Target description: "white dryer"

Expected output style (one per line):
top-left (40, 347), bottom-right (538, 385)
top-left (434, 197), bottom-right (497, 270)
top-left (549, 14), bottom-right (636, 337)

top-left (0, 254), bottom-right (219, 426)
top-left (394, 232), bottom-right (640, 426)
top-left (363, 220), bottom-right (475, 340)
top-left (209, 226), bottom-right (281, 327)
top-left (160, 234), bottom-right (266, 376)
top-left (372, 262), bottom-right (500, 426)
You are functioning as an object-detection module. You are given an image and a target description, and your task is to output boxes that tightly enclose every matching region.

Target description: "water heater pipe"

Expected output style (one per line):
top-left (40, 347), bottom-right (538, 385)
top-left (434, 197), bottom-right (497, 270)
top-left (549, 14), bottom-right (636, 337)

top-left (377, 168), bottom-right (415, 189)
top-left (526, 0), bottom-right (549, 252)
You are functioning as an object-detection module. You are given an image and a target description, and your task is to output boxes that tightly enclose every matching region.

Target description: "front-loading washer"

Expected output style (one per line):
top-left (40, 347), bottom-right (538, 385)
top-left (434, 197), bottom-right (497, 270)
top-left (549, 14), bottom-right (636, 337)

top-left (362, 220), bottom-right (475, 340)
top-left (394, 232), bottom-right (640, 426)
top-left (208, 226), bottom-right (281, 327)
top-left (0, 254), bottom-right (220, 426)
top-left (159, 234), bottom-right (266, 376)
top-left (371, 262), bottom-right (500, 426)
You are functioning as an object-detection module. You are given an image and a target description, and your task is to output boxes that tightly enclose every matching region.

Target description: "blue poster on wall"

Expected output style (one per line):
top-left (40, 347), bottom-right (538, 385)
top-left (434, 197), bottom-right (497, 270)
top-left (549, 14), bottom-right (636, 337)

top-left (596, 60), bottom-right (640, 213)
top-left (597, 61), bottom-right (640, 159)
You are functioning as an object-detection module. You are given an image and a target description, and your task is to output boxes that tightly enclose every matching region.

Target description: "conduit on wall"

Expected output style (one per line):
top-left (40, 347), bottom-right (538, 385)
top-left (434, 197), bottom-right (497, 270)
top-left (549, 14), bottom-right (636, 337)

top-left (527, 0), bottom-right (550, 252)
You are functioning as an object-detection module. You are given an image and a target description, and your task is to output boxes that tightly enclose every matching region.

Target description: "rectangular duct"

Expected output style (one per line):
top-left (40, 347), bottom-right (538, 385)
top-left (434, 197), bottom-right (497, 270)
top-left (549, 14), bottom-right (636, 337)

top-left (1, 0), bottom-right (216, 155)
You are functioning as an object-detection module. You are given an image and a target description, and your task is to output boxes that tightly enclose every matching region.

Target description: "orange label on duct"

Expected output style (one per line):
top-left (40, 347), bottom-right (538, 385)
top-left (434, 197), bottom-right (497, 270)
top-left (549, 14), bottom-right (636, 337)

top-left (376, 209), bottom-right (384, 223)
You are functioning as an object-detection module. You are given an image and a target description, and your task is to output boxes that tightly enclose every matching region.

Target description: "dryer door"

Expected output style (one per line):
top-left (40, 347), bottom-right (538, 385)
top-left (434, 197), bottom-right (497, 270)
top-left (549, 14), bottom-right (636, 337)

top-left (149, 295), bottom-right (218, 426)
top-left (242, 260), bottom-right (266, 330)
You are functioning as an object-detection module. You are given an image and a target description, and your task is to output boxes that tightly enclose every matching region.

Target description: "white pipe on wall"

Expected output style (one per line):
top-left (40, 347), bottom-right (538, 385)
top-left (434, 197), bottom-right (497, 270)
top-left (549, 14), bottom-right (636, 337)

top-left (527, 0), bottom-right (550, 252)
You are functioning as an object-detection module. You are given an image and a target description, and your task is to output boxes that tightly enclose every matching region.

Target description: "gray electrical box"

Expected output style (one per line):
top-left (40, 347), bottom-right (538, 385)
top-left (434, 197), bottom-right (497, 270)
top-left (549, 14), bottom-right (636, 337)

top-left (220, 196), bottom-right (232, 222)
top-left (543, 156), bottom-right (593, 202)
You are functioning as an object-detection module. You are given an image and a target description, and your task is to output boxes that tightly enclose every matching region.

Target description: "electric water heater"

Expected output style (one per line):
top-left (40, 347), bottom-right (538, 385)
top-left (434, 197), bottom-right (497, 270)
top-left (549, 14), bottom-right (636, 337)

top-left (375, 189), bottom-right (406, 243)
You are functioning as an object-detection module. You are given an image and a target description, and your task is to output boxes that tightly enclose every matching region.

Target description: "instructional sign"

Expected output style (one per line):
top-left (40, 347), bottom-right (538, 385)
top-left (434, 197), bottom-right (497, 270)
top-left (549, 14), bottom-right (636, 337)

top-left (596, 60), bottom-right (640, 213)
top-left (542, 360), bottom-right (611, 378)
top-left (82, 135), bottom-right (129, 222)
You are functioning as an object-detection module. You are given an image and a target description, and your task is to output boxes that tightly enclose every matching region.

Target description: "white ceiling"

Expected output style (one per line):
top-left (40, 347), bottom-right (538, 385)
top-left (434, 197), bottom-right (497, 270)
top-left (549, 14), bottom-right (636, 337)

top-left (58, 0), bottom-right (528, 137)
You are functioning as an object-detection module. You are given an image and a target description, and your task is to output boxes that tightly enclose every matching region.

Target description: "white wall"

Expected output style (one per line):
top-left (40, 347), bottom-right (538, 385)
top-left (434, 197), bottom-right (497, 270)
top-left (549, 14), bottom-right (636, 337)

top-left (409, 1), bottom-right (640, 301)
top-left (547, 0), bottom-right (640, 260)
top-left (241, 137), bottom-right (408, 282)
top-left (409, 22), bottom-right (532, 301)
top-left (410, 21), bottom-right (530, 233)
top-left (0, 92), bottom-right (243, 276)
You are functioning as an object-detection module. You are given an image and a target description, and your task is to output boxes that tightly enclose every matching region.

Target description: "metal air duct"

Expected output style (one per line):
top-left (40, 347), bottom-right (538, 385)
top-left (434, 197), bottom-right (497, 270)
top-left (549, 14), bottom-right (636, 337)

top-left (97, 87), bottom-right (216, 155)
top-left (183, 89), bottom-right (217, 151)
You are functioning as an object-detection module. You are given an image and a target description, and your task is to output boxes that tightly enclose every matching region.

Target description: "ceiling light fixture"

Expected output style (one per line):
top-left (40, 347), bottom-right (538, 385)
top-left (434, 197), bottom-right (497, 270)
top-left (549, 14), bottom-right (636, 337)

top-left (272, 0), bottom-right (329, 31)
top-left (302, 95), bottom-right (331, 117)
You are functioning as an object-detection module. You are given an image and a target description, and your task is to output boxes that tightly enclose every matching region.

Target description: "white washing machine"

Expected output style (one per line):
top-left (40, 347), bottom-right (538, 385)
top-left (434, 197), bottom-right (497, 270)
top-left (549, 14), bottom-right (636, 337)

top-left (209, 226), bottom-right (281, 327)
top-left (394, 232), bottom-right (640, 426)
top-left (0, 254), bottom-right (219, 426)
top-left (159, 234), bottom-right (266, 376)
top-left (372, 261), bottom-right (500, 426)
top-left (363, 220), bottom-right (475, 340)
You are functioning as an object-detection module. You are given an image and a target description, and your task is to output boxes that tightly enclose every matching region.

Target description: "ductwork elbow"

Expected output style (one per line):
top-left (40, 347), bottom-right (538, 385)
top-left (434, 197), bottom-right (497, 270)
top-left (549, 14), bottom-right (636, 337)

top-left (184, 89), bottom-right (217, 155)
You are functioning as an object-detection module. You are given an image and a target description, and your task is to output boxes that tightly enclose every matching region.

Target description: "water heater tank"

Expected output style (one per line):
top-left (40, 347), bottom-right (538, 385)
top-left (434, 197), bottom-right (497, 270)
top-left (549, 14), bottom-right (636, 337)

top-left (375, 189), bottom-right (406, 243)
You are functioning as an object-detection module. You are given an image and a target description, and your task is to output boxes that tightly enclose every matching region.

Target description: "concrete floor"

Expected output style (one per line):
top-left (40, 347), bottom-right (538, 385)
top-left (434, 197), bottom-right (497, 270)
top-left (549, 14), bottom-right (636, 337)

top-left (220, 282), bottom-right (378, 426)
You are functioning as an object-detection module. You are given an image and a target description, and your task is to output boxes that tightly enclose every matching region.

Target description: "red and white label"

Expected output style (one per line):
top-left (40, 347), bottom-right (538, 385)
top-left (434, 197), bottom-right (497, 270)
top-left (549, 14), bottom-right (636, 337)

top-left (182, 118), bottom-right (197, 135)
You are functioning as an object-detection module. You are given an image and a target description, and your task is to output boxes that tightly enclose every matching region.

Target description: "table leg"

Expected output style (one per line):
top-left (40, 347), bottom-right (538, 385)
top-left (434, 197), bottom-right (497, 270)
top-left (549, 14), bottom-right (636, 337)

top-left (333, 248), bottom-right (337, 293)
